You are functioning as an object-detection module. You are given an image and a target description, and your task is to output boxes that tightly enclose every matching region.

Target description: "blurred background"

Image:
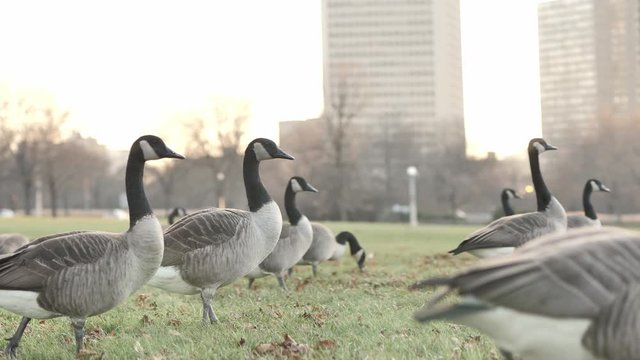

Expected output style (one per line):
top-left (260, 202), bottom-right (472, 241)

top-left (0, 0), bottom-right (637, 224)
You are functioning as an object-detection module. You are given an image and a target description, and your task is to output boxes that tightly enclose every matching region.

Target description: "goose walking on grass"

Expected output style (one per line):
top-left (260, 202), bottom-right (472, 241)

top-left (246, 176), bottom-right (318, 290)
top-left (0, 135), bottom-right (183, 358)
top-left (328, 231), bottom-right (366, 271)
top-left (289, 222), bottom-right (338, 277)
top-left (412, 226), bottom-right (640, 360)
top-left (148, 138), bottom-right (294, 323)
top-left (449, 138), bottom-right (566, 258)
top-left (0, 234), bottom-right (28, 255)
top-left (567, 179), bottom-right (610, 229)
top-left (500, 188), bottom-right (521, 217)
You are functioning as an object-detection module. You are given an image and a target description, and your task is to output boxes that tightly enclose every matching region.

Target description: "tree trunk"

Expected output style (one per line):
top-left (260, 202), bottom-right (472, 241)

top-left (48, 175), bottom-right (58, 217)
top-left (23, 180), bottom-right (33, 215)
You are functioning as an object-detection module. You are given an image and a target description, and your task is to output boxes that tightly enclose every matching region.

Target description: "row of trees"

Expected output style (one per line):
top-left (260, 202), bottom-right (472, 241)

top-left (3, 91), bottom-right (640, 223)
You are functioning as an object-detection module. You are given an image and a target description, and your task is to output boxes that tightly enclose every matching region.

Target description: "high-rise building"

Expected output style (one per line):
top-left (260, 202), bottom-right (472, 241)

top-left (322, 0), bottom-right (466, 175)
top-left (538, 0), bottom-right (640, 149)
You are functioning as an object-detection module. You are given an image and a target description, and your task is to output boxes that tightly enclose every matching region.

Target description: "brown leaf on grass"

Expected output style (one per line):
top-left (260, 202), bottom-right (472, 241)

top-left (167, 318), bottom-right (181, 327)
top-left (238, 338), bottom-right (246, 347)
top-left (314, 339), bottom-right (336, 350)
top-left (253, 343), bottom-right (277, 354)
top-left (295, 277), bottom-right (312, 291)
top-left (243, 323), bottom-right (258, 330)
top-left (141, 314), bottom-right (153, 326)
top-left (136, 293), bottom-right (150, 306)
top-left (281, 334), bottom-right (309, 357)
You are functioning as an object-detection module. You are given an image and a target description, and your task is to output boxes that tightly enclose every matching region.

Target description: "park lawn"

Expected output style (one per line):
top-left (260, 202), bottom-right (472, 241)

top-left (0, 217), bottom-right (502, 359)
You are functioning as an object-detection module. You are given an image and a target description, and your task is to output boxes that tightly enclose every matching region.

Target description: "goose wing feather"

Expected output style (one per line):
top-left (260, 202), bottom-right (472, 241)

top-left (582, 284), bottom-right (640, 360)
top-left (442, 227), bottom-right (640, 318)
top-left (162, 208), bottom-right (249, 266)
top-left (0, 231), bottom-right (120, 291)
top-left (450, 212), bottom-right (557, 254)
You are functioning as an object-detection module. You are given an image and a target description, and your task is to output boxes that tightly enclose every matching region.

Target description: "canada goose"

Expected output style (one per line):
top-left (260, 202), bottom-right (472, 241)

top-left (246, 176), bottom-right (318, 290)
top-left (0, 234), bottom-right (28, 254)
top-left (449, 138), bottom-right (566, 258)
top-left (412, 226), bottom-right (640, 360)
top-left (148, 138), bottom-right (294, 323)
top-left (500, 188), bottom-right (521, 217)
top-left (168, 206), bottom-right (188, 225)
top-left (567, 179), bottom-right (610, 229)
top-left (290, 222), bottom-right (338, 276)
top-left (329, 231), bottom-right (366, 271)
top-left (0, 135), bottom-right (183, 358)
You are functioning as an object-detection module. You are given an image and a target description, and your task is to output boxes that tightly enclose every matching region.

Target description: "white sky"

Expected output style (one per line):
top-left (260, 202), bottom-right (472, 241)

top-left (0, 0), bottom-right (542, 158)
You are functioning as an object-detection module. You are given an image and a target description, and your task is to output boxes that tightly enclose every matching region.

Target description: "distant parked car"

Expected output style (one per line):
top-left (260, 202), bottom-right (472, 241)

top-left (0, 209), bottom-right (16, 218)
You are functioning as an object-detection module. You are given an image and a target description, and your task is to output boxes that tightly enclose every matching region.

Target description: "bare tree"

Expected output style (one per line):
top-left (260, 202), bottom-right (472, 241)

top-left (324, 70), bottom-right (365, 220)
top-left (182, 97), bottom-right (250, 207)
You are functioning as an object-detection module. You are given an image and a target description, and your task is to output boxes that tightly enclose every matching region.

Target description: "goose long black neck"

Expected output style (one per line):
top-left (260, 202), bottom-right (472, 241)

top-left (501, 192), bottom-right (515, 216)
top-left (244, 150), bottom-right (271, 212)
top-left (125, 147), bottom-right (153, 229)
top-left (582, 183), bottom-right (597, 220)
top-left (529, 147), bottom-right (552, 212)
top-left (284, 184), bottom-right (302, 225)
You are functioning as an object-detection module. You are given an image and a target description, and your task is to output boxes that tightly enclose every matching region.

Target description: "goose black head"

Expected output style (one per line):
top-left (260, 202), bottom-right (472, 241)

top-left (168, 206), bottom-right (188, 225)
top-left (528, 138), bottom-right (557, 154)
top-left (588, 179), bottom-right (611, 193)
top-left (136, 135), bottom-right (185, 161)
top-left (247, 138), bottom-right (294, 162)
top-left (290, 176), bottom-right (319, 193)
top-left (336, 231), bottom-right (366, 271)
top-left (502, 188), bottom-right (521, 200)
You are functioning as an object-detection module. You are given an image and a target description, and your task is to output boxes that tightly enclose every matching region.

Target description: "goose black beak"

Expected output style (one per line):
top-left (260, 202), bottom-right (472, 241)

top-left (514, 193), bottom-right (522, 199)
top-left (274, 148), bottom-right (295, 160)
top-left (165, 148), bottom-right (186, 159)
top-left (601, 186), bottom-right (611, 192)
top-left (545, 144), bottom-right (558, 151)
top-left (305, 184), bottom-right (319, 193)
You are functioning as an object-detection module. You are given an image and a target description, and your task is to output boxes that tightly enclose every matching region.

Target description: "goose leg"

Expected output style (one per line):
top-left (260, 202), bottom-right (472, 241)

top-left (287, 267), bottom-right (293, 276)
top-left (276, 274), bottom-right (288, 291)
top-left (70, 318), bottom-right (86, 354)
top-left (5, 317), bottom-right (31, 359)
top-left (247, 278), bottom-right (255, 289)
top-left (200, 289), bottom-right (219, 324)
top-left (311, 263), bottom-right (318, 277)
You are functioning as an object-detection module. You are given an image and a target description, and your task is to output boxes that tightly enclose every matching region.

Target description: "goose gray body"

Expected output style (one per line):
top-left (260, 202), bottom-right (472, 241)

top-left (291, 222), bottom-right (337, 276)
top-left (0, 234), bottom-right (28, 254)
top-left (246, 176), bottom-right (317, 289)
top-left (153, 204), bottom-right (282, 294)
top-left (0, 135), bottom-right (183, 357)
top-left (414, 226), bottom-right (640, 360)
top-left (450, 138), bottom-right (567, 258)
top-left (148, 138), bottom-right (294, 323)
top-left (567, 179), bottom-right (611, 229)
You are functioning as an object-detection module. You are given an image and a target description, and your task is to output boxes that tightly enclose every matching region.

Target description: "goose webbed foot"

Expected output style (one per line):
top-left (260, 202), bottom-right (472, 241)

top-left (5, 317), bottom-right (31, 359)
top-left (71, 318), bottom-right (86, 354)
top-left (200, 289), bottom-right (219, 324)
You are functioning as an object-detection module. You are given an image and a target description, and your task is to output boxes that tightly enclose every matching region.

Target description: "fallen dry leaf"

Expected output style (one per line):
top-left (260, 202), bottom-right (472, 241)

top-left (238, 338), bottom-right (246, 347)
top-left (314, 339), bottom-right (336, 349)
top-left (141, 314), bottom-right (153, 326)
top-left (253, 343), bottom-right (276, 354)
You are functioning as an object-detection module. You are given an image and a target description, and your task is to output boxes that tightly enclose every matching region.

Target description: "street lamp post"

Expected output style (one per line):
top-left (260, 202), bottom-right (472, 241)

top-left (406, 166), bottom-right (418, 226)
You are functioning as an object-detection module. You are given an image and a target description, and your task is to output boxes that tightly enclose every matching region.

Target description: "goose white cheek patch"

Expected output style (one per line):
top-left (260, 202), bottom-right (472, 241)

top-left (140, 140), bottom-right (160, 160)
top-left (253, 143), bottom-right (271, 161)
top-left (291, 179), bottom-right (303, 192)
top-left (533, 142), bottom-right (546, 153)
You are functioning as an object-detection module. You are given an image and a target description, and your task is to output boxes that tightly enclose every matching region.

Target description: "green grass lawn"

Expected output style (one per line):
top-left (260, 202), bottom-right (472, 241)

top-left (0, 217), bottom-right (501, 359)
